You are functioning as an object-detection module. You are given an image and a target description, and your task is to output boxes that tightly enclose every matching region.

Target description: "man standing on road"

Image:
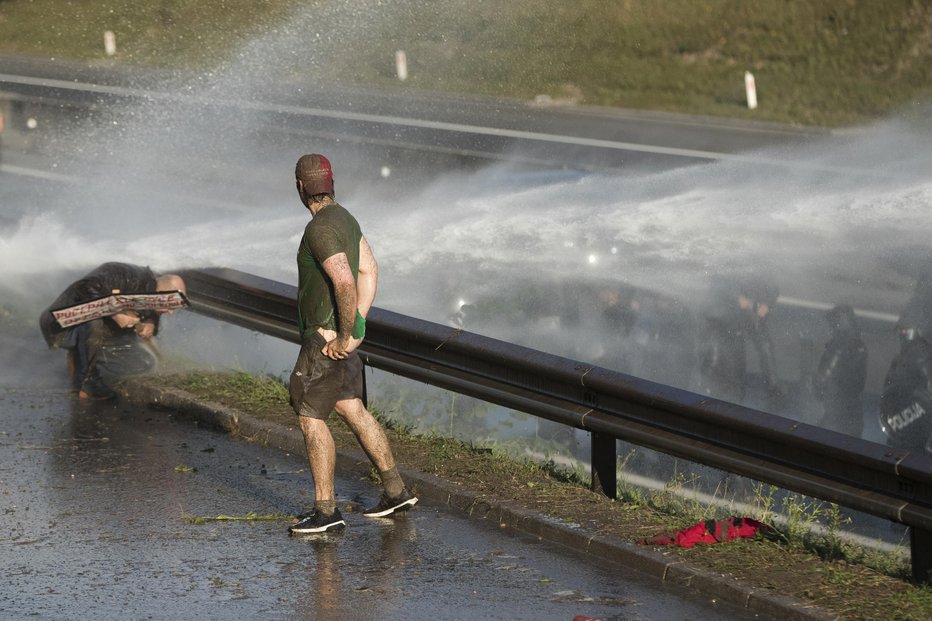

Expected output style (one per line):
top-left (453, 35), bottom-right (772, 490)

top-left (288, 153), bottom-right (417, 534)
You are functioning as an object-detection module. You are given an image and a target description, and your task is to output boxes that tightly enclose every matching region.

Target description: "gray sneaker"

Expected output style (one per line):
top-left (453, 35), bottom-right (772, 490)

top-left (289, 508), bottom-right (346, 534)
top-left (363, 488), bottom-right (418, 517)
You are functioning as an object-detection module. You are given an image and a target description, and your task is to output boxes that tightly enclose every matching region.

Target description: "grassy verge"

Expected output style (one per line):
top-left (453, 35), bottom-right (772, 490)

top-left (1, 1), bottom-right (930, 126)
top-left (140, 368), bottom-right (932, 620)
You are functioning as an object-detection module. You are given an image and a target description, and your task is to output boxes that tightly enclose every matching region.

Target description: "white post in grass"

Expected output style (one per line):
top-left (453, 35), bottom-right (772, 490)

top-left (395, 50), bottom-right (408, 81)
top-left (104, 31), bottom-right (117, 56)
top-left (745, 71), bottom-right (758, 110)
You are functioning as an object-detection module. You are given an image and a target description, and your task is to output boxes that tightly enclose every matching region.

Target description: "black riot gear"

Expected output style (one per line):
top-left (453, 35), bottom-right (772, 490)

top-left (880, 266), bottom-right (932, 453)
top-left (812, 305), bottom-right (867, 436)
top-left (881, 331), bottom-right (932, 453)
top-left (695, 274), bottom-right (781, 407)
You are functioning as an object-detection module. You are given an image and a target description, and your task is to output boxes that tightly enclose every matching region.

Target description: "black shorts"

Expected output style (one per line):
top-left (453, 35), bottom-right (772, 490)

top-left (289, 332), bottom-right (364, 420)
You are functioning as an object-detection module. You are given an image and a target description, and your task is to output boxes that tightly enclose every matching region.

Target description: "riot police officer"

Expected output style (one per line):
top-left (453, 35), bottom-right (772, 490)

top-left (695, 274), bottom-right (782, 408)
top-left (812, 305), bottom-right (867, 436)
top-left (880, 279), bottom-right (932, 453)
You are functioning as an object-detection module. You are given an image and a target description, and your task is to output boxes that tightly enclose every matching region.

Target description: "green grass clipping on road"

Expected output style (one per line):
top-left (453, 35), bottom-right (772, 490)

top-left (134, 369), bottom-right (932, 621)
top-left (1, 0), bottom-right (930, 127)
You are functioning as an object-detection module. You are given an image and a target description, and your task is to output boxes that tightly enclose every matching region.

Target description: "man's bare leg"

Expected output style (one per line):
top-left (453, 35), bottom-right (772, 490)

top-left (290, 415), bottom-right (345, 533)
top-left (298, 415), bottom-right (337, 502)
top-left (334, 397), bottom-right (396, 473)
top-left (334, 397), bottom-right (413, 505)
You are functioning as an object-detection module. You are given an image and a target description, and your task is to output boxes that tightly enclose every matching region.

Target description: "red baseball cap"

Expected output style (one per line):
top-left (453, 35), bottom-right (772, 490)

top-left (296, 153), bottom-right (334, 195)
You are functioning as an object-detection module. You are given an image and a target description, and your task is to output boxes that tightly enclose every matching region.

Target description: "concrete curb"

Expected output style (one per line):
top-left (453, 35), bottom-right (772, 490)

top-left (123, 379), bottom-right (837, 621)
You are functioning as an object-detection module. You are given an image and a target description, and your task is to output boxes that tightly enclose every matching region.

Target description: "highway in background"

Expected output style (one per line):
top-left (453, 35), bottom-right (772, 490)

top-left (0, 52), bottom-right (824, 175)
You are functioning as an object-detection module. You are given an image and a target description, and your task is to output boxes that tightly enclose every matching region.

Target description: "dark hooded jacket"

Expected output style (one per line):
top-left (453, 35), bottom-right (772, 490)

top-left (39, 262), bottom-right (160, 348)
top-left (696, 276), bottom-right (779, 404)
top-left (813, 305), bottom-right (867, 435)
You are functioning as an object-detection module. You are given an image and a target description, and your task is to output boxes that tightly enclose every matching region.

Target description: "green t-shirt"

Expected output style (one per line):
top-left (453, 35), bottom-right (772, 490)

top-left (296, 202), bottom-right (365, 339)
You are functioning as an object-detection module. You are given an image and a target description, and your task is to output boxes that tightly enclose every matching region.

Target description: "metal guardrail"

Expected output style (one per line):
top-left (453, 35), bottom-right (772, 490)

top-left (178, 267), bottom-right (932, 582)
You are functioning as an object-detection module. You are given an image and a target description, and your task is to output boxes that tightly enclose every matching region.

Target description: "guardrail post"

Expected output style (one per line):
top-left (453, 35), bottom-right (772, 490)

top-left (913, 526), bottom-right (932, 584)
top-left (590, 432), bottom-right (616, 499)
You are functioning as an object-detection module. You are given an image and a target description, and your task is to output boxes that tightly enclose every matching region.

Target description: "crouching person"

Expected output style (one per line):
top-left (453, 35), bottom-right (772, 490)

top-left (39, 262), bottom-right (187, 400)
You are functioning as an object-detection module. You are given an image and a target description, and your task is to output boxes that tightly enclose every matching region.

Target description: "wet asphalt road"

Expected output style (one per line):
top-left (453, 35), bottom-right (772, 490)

top-left (0, 330), bottom-right (768, 621)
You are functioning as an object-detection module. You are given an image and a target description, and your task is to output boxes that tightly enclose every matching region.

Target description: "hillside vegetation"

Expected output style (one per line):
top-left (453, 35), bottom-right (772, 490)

top-left (1, 0), bottom-right (930, 126)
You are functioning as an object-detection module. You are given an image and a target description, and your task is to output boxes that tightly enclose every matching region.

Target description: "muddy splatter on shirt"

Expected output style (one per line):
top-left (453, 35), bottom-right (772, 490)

top-left (296, 202), bottom-right (363, 339)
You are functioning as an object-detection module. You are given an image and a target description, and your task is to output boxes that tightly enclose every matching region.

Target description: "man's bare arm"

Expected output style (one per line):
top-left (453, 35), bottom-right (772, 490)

top-left (356, 235), bottom-right (378, 318)
top-left (321, 252), bottom-right (359, 358)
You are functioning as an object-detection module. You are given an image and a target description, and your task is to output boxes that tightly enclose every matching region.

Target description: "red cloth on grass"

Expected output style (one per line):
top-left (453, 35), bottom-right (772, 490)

top-left (638, 516), bottom-right (770, 547)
